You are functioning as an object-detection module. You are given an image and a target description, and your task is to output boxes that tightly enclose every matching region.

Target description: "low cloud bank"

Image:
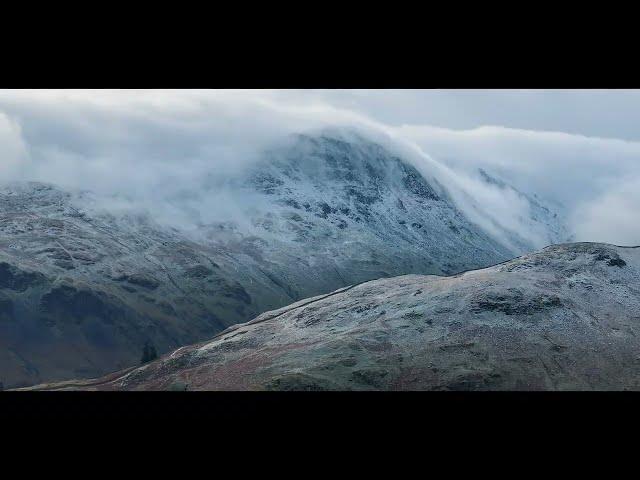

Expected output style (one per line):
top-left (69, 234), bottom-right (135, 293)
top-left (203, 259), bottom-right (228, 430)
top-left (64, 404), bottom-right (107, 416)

top-left (397, 124), bottom-right (640, 246)
top-left (0, 90), bottom-right (638, 248)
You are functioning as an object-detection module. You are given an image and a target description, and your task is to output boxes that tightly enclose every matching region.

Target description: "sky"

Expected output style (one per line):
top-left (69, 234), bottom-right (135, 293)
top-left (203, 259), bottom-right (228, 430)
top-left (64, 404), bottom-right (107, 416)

top-left (273, 89), bottom-right (640, 140)
top-left (0, 89), bottom-right (638, 246)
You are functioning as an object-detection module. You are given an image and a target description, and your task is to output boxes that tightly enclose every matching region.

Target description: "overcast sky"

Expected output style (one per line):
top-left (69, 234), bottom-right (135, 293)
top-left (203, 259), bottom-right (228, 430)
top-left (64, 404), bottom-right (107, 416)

top-left (273, 90), bottom-right (640, 141)
top-left (0, 89), bottom-right (638, 246)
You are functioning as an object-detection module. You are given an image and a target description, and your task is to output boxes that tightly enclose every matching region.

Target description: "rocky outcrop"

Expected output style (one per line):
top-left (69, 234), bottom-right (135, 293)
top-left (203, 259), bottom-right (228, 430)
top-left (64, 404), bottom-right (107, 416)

top-left (0, 262), bottom-right (46, 292)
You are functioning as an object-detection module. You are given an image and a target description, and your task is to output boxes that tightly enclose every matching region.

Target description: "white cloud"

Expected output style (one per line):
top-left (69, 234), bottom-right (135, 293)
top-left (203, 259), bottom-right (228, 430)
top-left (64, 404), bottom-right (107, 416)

top-left (573, 177), bottom-right (640, 246)
top-left (397, 123), bottom-right (640, 245)
top-left (0, 90), bottom-right (396, 230)
top-left (0, 89), bottom-right (638, 247)
top-left (0, 112), bottom-right (28, 177)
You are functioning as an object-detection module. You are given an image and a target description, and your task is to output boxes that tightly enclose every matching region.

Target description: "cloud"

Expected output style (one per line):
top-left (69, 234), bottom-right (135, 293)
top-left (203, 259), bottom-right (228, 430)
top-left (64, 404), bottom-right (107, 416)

top-left (573, 177), bottom-right (640, 246)
top-left (0, 90), bottom-right (396, 230)
top-left (397, 124), bottom-right (640, 245)
top-left (0, 90), bottom-right (638, 248)
top-left (0, 112), bottom-right (28, 177)
top-left (283, 89), bottom-right (640, 141)
top-left (0, 90), bottom-right (387, 187)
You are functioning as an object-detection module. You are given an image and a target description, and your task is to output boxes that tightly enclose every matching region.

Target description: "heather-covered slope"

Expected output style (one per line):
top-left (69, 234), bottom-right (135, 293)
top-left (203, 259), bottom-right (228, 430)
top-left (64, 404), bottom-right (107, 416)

top-left (26, 243), bottom-right (640, 391)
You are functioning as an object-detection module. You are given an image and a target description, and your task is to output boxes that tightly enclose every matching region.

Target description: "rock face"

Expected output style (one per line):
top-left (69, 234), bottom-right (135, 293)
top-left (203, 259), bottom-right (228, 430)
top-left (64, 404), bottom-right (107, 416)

top-left (25, 243), bottom-right (640, 391)
top-left (0, 132), bottom-right (562, 388)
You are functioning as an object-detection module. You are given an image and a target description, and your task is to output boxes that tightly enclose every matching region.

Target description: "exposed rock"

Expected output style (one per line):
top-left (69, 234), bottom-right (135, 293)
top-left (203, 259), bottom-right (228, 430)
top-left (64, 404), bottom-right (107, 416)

top-left (184, 265), bottom-right (213, 279)
top-left (124, 274), bottom-right (160, 290)
top-left (608, 258), bottom-right (627, 268)
top-left (471, 290), bottom-right (562, 315)
top-left (0, 262), bottom-right (46, 292)
top-left (40, 284), bottom-right (124, 325)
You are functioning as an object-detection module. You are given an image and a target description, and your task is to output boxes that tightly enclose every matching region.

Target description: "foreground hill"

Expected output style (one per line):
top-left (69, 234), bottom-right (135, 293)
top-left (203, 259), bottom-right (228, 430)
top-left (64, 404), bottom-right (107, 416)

top-left (24, 242), bottom-right (640, 391)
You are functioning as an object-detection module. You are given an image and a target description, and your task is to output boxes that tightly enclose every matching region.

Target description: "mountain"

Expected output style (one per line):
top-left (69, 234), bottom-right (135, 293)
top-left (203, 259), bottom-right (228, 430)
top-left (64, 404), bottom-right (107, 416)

top-left (24, 243), bottom-right (640, 391)
top-left (0, 132), bottom-right (545, 388)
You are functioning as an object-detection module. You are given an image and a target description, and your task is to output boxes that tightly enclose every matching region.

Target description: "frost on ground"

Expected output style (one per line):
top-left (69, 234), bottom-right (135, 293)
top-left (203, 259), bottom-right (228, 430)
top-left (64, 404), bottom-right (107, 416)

top-left (25, 243), bottom-right (640, 391)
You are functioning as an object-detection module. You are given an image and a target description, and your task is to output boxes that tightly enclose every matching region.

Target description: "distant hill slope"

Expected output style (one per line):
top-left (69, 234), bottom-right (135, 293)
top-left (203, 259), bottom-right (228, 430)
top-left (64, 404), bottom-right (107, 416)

top-left (24, 243), bottom-right (640, 391)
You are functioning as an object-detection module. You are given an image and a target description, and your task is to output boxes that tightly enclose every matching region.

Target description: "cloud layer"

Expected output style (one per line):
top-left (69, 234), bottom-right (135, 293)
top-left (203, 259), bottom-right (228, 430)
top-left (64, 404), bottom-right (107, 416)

top-left (397, 124), bottom-right (640, 245)
top-left (0, 89), bottom-right (638, 247)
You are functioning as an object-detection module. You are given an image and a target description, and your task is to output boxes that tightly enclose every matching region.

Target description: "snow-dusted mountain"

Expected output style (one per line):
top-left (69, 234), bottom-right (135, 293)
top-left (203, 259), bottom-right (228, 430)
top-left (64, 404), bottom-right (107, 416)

top-left (0, 132), bottom-right (564, 388)
top-left (24, 243), bottom-right (640, 391)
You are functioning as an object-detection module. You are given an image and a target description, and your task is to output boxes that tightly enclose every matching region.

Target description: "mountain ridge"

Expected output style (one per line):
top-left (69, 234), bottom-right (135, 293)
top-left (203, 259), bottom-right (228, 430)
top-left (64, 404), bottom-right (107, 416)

top-left (19, 242), bottom-right (640, 391)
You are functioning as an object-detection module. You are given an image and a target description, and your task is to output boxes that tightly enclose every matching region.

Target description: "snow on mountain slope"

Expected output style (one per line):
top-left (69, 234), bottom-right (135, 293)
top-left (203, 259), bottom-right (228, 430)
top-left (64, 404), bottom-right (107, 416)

top-left (28, 243), bottom-right (640, 391)
top-left (0, 131), bottom-right (559, 388)
top-left (201, 133), bottom-right (516, 289)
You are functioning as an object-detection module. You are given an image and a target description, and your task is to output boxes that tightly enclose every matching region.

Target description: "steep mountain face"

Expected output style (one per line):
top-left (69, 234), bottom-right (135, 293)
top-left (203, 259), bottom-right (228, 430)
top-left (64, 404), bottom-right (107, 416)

top-left (24, 243), bottom-right (640, 391)
top-left (206, 134), bottom-right (516, 295)
top-left (1, 132), bottom-right (531, 388)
